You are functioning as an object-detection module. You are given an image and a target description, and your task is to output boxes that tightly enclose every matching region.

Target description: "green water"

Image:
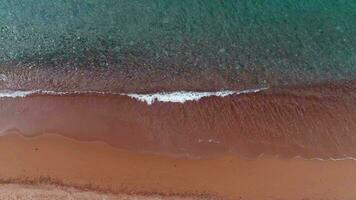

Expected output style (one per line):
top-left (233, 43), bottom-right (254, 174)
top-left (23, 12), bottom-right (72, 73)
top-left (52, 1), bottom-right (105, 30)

top-left (0, 0), bottom-right (356, 85)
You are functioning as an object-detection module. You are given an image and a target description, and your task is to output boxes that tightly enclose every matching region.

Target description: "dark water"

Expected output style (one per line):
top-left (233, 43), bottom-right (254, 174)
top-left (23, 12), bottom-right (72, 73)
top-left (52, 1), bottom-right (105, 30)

top-left (0, 0), bottom-right (356, 92)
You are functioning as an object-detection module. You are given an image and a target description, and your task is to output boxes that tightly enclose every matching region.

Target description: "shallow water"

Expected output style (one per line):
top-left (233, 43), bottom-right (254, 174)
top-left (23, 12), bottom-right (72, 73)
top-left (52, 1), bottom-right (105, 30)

top-left (1, 0), bottom-right (356, 93)
top-left (1, 82), bottom-right (356, 159)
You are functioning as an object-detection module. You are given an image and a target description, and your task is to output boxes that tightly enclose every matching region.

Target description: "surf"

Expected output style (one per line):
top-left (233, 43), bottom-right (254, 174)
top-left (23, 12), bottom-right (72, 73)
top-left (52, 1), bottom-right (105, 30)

top-left (0, 87), bottom-right (268, 105)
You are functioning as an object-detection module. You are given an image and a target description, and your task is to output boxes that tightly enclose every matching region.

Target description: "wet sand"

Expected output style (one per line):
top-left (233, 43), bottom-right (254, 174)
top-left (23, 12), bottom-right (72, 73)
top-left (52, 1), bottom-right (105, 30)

top-left (0, 183), bottom-right (199, 200)
top-left (1, 82), bottom-right (356, 158)
top-left (2, 64), bottom-right (354, 94)
top-left (0, 133), bottom-right (356, 199)
top-left (1, 82), bottom-right (356, 199)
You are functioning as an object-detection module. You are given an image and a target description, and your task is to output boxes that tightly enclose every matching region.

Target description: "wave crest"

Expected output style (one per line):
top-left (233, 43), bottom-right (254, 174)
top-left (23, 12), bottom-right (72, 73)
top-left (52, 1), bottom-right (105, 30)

top-left (0, 88), bottom-right (268, 105)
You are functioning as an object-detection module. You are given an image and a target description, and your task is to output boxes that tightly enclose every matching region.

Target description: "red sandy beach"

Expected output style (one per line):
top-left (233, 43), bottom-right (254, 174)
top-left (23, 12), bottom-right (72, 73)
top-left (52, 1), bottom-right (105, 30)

top-left (0, 82), bottom-right (356, 199)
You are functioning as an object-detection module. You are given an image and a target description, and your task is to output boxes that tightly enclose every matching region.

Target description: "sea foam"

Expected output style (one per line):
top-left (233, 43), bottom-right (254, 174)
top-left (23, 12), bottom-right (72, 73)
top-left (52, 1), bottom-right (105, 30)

top-left (0, 87), bottom-right (268, 105)
top-left (0, 90), bottom-right (36, 98)
top-left (126, 88), bottom-right (267, 105)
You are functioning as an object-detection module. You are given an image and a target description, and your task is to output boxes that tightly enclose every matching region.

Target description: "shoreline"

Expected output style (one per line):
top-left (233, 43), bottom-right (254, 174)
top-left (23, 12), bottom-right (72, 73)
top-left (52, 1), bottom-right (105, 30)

top-left (2, 64), bottom-right (356, 94)
top-left (0, 183), bottom-right (211, 200)
top-left (1, 81), bottom-right (356, 198)
top-left (0, 133), bottom-right (356, 199)
top-left (0, 87), bottom-right (268, 105)
top-left (1, 82), bottom-right (356, 158)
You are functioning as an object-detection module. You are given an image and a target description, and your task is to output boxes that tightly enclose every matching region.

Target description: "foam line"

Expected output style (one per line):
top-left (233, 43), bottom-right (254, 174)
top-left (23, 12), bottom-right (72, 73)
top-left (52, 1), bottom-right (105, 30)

top-left (126, 88), bottom-right (267, 105)
top-left (0, 87), bottom-right (268, 104)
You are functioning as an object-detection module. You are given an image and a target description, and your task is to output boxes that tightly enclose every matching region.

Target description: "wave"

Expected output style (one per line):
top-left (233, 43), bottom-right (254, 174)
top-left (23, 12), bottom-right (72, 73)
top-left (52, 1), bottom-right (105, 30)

top-left (0, 87), bottom-right (268, 105)
top-left (125, 88), bottom-right (267, 105)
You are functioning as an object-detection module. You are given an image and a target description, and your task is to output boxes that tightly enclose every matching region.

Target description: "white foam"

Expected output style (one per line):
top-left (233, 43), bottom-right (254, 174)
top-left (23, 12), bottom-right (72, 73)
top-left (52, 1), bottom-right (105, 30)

top-left (0, 90), bottom-right (106, 98)
top-left (0, 74), bottom-right (7, 81)
top-left (293, 155), bottom-right (356, 161)
top-left (126, 91), bottom-right (234, 105)
top-left (0, 87), bottom-right (268, 104)
top-left (126, 88), bottom-right (268, 105)
top-left (0, 90), bottom-right (36, 98)
top-left (197, 139), bottom-right (221, 144)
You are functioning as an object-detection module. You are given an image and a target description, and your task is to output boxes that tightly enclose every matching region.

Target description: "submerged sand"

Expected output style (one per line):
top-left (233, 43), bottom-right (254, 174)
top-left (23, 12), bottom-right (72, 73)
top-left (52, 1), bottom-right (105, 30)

top-left (0, 133), bottom-right (356, 199)
top-left (1, 82), bottom-right (356, 158)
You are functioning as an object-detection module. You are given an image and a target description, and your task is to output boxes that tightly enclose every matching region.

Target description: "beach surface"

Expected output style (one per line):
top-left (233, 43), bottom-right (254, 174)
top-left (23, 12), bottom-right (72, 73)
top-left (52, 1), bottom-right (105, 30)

top-left (0, 133), bottom-right (356, 199)
top-left (0, 183), bottom-right (202, 200)
top-left (1, 82), bottom-right (356, 158)
top-left (1, 82), bottom-right (356, 199)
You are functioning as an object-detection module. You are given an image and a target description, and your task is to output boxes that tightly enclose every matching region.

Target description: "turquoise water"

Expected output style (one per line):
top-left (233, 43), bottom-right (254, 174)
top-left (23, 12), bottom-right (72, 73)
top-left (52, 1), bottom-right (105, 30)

top-left (0, 0), bottom-right (356, 87)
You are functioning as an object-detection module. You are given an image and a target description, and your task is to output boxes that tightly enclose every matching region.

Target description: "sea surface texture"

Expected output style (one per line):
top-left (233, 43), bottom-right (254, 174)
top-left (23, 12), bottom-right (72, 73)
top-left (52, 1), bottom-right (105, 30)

top-left (1, 0), bottom-right (356, 158)
top-left (1, 1), bottom-right (356, 199)
top-left (0, 0), bottom-right (355, 92)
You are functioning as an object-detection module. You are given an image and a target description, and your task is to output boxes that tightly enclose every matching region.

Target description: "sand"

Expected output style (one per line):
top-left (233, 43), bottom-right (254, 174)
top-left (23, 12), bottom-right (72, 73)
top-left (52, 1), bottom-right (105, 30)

top-left (0, 133), bottom-right (355, 199)
top-left (0, 183), bottom-right (206, 200)
top-left (2, 82), bottom-right (356, 158)
top-left (1, 82), bottom-right (356, 199)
